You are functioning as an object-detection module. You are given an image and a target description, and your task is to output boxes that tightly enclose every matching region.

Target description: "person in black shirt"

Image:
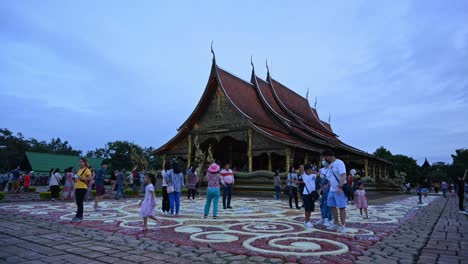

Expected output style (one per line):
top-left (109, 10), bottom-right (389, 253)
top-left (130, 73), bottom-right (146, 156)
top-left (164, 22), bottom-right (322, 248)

top-left (455, 170), bottom-right (467, 214)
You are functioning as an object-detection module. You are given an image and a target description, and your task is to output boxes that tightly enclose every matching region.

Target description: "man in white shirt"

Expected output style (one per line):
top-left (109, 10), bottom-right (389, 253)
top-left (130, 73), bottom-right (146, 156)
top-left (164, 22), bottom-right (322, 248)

top-left (323, 150), bottom-right (348, 233)
top-left (302, 164), bottom-right (317, 228)
top-left (221, 163), bottom-right (234, 209)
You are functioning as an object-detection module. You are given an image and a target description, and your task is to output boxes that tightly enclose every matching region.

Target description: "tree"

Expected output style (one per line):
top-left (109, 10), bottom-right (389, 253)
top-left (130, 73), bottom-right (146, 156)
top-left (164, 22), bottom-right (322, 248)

top-left (144, 147), bottom-right (162, 171)
top-left (0, 128), bottom-right (82, 171)
top-left (105, 141), bottom-right (145, 171)
top-left (86, 147), bottom-right (109, 159)
top-left (0, 129), bottom-right (29, 171)
top-left (373, 146), bottom-right (393, 161)
top-left (392, 154), bottom-right (421, 184)
top-left (428, 162), bottom-right (450, 182)
top-left (450, 148), bottom-right (468, 179)
top-left (47, 138), bottom-right (81, 155)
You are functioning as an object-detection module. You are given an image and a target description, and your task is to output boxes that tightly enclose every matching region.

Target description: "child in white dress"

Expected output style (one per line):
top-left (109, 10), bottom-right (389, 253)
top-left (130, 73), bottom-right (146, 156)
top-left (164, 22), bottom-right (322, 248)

top-left (139, 174), bottom-right (158, 230)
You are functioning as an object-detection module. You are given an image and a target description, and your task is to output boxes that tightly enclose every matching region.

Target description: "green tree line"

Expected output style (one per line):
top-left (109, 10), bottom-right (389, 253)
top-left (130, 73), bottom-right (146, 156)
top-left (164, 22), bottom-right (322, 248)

top-left (0, 128), bottom-right (161, 172)
top-left (373, 146), bottom-right (468, 184)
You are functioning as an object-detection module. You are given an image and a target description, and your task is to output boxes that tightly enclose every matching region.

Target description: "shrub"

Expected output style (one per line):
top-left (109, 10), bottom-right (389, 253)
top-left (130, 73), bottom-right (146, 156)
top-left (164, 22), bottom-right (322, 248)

top-left (124, 189), bottom-right (138, 197)
top-left (28, 187), bottom-right (37, 193)
top-left (361, 176), bottom-right (374, 183)
top-left (0, 192), bottom-right (5, 201)
top-left (40, 192), bottom-right (51, 200)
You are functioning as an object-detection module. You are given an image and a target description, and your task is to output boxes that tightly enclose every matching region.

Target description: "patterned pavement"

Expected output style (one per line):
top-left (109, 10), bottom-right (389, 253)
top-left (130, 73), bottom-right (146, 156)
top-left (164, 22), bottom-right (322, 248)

top-left (0, 195), bottom-right (438, 263)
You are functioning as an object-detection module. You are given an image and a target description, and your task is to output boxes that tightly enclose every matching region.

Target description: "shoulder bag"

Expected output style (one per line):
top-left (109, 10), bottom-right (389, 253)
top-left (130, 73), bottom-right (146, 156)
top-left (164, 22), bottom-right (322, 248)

top-left (331, 166), bottom-right (353, 197)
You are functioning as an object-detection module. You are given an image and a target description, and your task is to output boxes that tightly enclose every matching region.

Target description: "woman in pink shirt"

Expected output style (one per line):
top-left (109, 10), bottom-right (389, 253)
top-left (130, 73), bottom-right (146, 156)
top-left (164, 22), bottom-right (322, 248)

top-left (203, 163), bottom-right (225, 219)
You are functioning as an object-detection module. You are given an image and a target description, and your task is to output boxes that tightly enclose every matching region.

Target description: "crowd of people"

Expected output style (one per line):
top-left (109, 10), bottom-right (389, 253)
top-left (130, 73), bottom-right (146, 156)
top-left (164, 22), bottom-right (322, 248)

top-left (2, 150), bottom-right (467, 231)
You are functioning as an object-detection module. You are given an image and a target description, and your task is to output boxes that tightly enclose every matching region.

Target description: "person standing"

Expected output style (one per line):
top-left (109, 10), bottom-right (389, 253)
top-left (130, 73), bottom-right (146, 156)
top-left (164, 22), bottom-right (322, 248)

top-left (323, 150), bottom-right (348, 233)
top-left (114, 170), bottom-right (126, 200)
top-left (161, 163), bottom-right (170, 215)
top-left (433, 182), bottom-right (439, 195)
top-left (204, 163), bottom-right (225, 219)
top-left (110, 171), bottom-right (117, 193)
top-left (273, 170), bottom-right (282, 200)
top-left (94, 161), bottom-right (108, 210)
top-left (287, 166), bottom-right (300, 209)
top-left (297, 165), bottom-right (305, 207)
top-left (355, 182), bottom-right (369, 219)
top-left (23, 171), bottom-right (31, 192)
top-left (85, 167), bottom-right (95, 201)
top-left (61, 167), bottom-right (75, 201)
top-left (456, 170), bottom-right (468, 214)
top-left (132, 171), bottom-right (140, 194)
top-left (316, 160), bottom-right (332, 226)
top-left (71, 158), bottom-right (91, 223)
top-left (186, 167), bottom-right (199, 201)
top-left (49, 169), bottom-right (62, 201)
top-left (166, 161), bottom-right (184, 216)
top-left (221, 163), bottom-right (234, 209)
top-left (441, 180), bottom-right (448, 197)
top-left (11, 167), bottom-right (21, 193)
top-left (127, 171), bottom-right (134, 191)
top-left (0, 173), bottom-right (7, 192)
top-left (7, 172), bottom-right (13, 192)
top-left (302, 164), bottom-right (317, 228)
top-left (346, 174), bottom-right (354, 204)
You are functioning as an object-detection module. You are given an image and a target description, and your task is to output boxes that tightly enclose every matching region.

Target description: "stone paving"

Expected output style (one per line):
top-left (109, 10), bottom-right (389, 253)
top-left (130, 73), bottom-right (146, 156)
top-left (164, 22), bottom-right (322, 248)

top-left (356, 195), bottom-right (467, 264)
top-left (0, 194), bottom-right (458, 263)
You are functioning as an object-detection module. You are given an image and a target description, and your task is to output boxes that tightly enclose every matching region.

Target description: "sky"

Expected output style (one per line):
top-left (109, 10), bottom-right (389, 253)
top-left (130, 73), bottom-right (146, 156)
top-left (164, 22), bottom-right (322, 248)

top-left (1, 1), bottom-right (467, 165)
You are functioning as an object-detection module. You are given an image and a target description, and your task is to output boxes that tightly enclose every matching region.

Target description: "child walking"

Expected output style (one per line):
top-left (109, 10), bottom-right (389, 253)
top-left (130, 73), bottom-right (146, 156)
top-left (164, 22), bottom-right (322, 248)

top-left (355, 182), bottom-right (368, 219)
top-left (139, 174), bottom-right (159, 230)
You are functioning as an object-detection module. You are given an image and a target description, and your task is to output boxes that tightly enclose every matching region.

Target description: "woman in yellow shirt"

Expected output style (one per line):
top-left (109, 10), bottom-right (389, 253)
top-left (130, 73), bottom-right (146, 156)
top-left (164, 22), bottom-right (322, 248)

top-left (71, 157), bottom-right (91, 223)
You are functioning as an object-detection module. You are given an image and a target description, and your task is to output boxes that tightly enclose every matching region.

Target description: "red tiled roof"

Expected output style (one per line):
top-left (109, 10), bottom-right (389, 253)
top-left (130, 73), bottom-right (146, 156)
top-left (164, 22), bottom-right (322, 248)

top-left (255, 77), bottom-right (291, 122)
top-left (216, 67), bottom-right (289, 135)
top-left (154, 59), bottom-right (390, 164)
top-left (270, 79), bottom-right (336, 137)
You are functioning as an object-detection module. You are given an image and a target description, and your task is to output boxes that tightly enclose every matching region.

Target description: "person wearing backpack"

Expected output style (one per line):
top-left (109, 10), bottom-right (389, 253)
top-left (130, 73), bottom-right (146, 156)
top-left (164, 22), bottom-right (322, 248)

top-left (322, 150), bottom-right (348, 233)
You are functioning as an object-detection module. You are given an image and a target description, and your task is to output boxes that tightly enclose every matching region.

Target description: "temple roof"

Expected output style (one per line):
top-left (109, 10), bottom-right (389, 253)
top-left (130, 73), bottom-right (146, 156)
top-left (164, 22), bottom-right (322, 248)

top-left (154, 57), bottom-right (390, 163)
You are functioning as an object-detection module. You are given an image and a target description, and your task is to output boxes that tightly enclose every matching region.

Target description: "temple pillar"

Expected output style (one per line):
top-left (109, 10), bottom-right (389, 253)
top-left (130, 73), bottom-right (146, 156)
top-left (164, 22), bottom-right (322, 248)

top-left (187, 134), bottom-right (192, 168)
top-left (304, 153), bottom-right (309, 165)
top-left (285, 147), bottom-right (292, 172)
top-left (162, 154), bottom-right (167, 170)
top-left (268, 153), bottom-right (272, 172)
top-left (379, 164), bottom-right (382, 178)
top-left (372, 162), bottom-right (376, 182)
top-left (364, 159), bottom-right (368, 177)
top-left (248, 128), bottom-right (253, 173)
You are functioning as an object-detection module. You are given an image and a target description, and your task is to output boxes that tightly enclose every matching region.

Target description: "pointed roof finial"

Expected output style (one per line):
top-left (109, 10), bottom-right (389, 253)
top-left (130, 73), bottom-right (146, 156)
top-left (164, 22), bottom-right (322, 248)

top-left (211, 40), bottom-right (216, 62)
top-left (328, 112), bottom-right (331, 123)
top-left (251, 55), bottom-right (254, 70)
top-left (306, 88), bottom-right (309, 100)
top-left (266, 59), bottom-right (270, 73)
top-left (314, 97), bottom-right (317, 108)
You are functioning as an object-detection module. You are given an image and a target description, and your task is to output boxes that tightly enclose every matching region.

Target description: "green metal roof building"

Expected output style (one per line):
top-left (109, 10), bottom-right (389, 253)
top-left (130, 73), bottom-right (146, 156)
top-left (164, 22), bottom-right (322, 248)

top-left (22, 152), bottom-right (104, 173)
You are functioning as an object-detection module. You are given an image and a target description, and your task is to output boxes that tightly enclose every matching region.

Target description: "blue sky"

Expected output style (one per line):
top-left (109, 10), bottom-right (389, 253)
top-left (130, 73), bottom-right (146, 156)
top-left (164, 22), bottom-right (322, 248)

top-left (1, 1), bottom-right (467, 164)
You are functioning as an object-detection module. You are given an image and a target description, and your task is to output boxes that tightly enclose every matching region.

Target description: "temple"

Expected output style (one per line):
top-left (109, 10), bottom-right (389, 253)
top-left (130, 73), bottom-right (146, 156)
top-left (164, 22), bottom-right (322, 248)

top-left (154, 51), bottom-right (391, 182)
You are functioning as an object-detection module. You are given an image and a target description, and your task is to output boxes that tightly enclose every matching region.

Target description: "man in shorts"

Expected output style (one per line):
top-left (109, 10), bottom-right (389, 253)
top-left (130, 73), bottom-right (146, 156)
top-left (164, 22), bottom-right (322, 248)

top-left (94, 161), bottom-right (108, 210)
top-left (323, 150), bottom-right (348, 233)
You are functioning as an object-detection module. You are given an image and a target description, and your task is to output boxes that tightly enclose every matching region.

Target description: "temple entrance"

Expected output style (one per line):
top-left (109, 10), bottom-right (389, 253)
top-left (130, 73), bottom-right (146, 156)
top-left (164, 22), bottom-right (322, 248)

top-left (200, 136), bottom-right (247, 171)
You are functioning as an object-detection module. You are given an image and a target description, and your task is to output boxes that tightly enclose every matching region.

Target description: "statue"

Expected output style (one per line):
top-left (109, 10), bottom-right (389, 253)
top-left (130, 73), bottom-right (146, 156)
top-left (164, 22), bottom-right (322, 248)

top-left (193, 134), bottom-right (206, 177)
top-left (207, 144), bottom-right (215, 164)
top-left (130, 146), bottom-right (149, 172)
